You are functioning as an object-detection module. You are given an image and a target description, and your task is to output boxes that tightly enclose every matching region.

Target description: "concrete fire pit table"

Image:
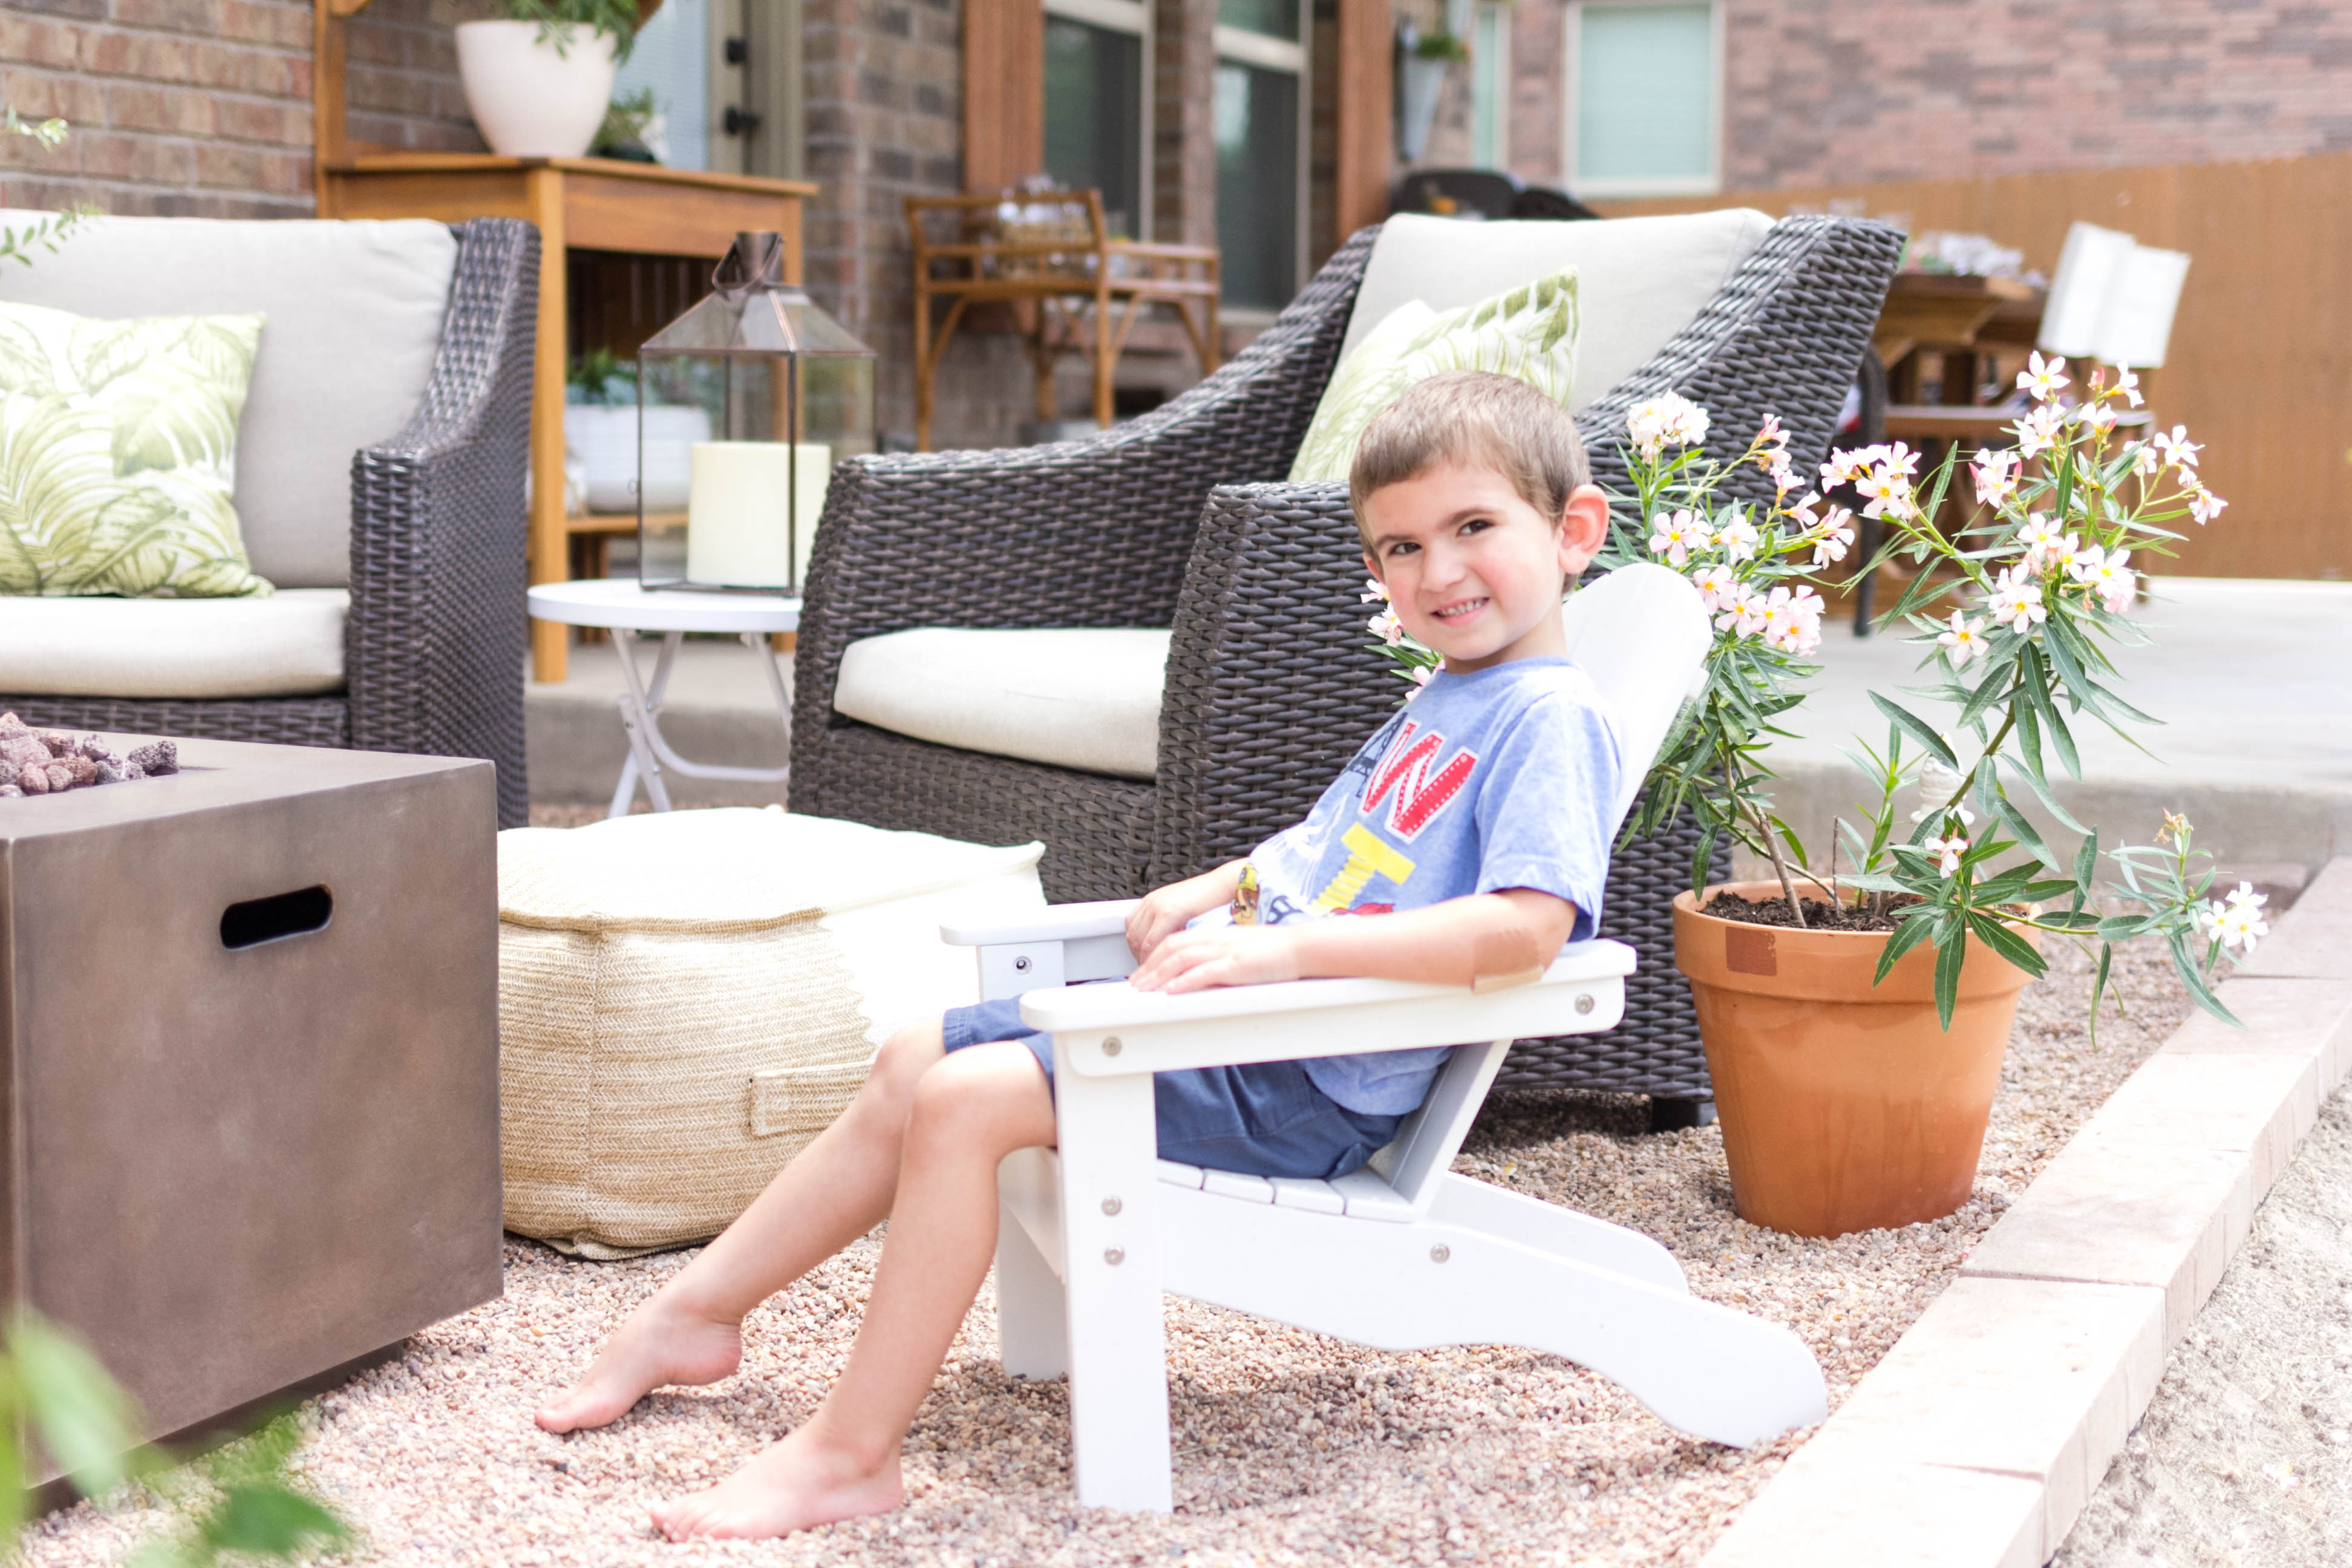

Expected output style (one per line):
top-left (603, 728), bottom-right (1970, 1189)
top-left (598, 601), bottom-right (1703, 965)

top-left (0, 734), bottom-right (500, 1460)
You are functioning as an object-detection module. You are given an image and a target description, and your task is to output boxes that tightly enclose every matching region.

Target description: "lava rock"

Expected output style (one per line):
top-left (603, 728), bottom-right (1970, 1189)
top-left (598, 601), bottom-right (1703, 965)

top-left (0, 711), bottom-right (25, 738)
top-left (0, 784), bottom-right (19, 799)
top-left (38, 732), bottom-right (72, 759)
top-left (0, 758), bottom-right (15, 790)
top-left (18, 763), bottom-right (48, 795)
top-left (74, 735), bottom-right (121, 767)
top-left (127, 740), bottom-right (178, 776)
top-left (43, 763), bottom-right (71, 792)
top-left (2, 736), bottom-right (45, 771)
top-left (62, 755), bottom-right (97, 788)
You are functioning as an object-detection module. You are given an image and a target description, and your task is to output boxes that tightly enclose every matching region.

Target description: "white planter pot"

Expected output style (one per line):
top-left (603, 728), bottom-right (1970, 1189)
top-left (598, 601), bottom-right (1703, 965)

top-left (456, 19), bottom-right (618, 159)
top-left (565, 403), bottom-right (711, 514)
top-left (1397, 55), bottom-right (1448, 162)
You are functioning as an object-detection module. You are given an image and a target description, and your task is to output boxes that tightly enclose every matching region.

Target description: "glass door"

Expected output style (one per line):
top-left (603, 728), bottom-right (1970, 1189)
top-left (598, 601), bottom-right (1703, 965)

top-left (1214, 0), bottom-right (1306, 311)
top-left (1042, 0), bottom-right (1151, 238)
top-left (610, 0), bottom-right (802, 177)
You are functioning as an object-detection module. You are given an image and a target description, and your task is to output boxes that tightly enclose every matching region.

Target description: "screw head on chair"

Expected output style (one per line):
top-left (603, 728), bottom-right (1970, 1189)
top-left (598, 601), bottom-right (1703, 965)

top-left (1102, 1036), bottom-right (1123, 1056)
top-left (1429, 1244), bottom-right (1450, 1263)
top-left (1104, 1247), bottom-right (1125, 1266)
top-left (1102, 1195), bottom-right (1123, 1215)
top-left (1014, 955), bottom-right (1031, 971)
top-left (1575, 993), bottom-right (1595, 1015)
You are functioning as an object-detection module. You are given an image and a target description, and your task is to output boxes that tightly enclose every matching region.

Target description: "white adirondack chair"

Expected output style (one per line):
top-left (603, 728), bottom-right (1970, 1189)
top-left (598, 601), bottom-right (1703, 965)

top-left (938, 563), bottom-right (1828, 1511)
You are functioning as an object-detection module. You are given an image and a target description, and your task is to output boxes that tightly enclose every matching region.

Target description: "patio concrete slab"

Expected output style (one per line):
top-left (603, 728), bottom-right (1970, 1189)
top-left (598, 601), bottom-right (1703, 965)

top-left (1767, 577), bottom-right (2352, 870)
top-left (526, 639), bottom-right (795, 808)
top-left (1703, 859), bottom-right (2352, 1568)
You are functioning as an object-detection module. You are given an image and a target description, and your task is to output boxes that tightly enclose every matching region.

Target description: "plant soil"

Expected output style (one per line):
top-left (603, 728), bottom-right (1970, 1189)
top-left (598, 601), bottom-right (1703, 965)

top-left (1700, 890), bottom-right (1921, 932)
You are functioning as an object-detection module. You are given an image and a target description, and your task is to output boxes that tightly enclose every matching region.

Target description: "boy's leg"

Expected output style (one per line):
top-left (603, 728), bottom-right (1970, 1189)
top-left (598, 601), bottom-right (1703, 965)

top-left (650, 1039), bottom-right (1055, 1540)
top-left (536, 1016), bottom-right (953, 1433)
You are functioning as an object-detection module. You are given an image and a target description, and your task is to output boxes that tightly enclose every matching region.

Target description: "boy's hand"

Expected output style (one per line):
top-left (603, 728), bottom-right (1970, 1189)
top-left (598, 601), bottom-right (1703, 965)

top-left (1125, 861), bottom-right (1246, 964)
top-left (1129, 924), bottom-right (1301, 995)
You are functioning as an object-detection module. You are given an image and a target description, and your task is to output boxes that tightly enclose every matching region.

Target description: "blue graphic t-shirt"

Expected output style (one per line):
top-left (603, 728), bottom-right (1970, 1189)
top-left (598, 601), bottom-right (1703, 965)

top-left (1195, 656), bottom-right (1621, 1116)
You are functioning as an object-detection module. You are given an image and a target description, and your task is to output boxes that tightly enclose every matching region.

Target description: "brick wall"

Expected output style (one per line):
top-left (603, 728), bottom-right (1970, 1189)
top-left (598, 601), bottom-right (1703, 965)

top-left (1451, 0), bottom-right (2352, 199)
top-left (0, 0), bottom-right (484, 220)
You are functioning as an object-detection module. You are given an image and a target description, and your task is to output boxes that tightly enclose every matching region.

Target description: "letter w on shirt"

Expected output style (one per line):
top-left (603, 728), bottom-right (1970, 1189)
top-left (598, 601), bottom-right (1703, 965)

top-left (1361, 722), bottom-right (1478, 841)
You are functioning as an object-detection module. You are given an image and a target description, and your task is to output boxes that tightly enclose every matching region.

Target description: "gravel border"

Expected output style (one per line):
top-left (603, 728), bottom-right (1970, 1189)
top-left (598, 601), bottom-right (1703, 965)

top-left (21, 922), bottom-right (2195, 1567)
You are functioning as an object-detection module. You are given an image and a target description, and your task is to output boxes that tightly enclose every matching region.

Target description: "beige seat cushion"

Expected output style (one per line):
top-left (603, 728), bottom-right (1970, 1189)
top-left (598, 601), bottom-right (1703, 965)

top-left (835, 627), bottom-right (1172, 780)
top-left (0, 213), bottom-right (459, 589)
top-left (1339, 209), bottom-right (1774, 411)
top-left (0, 589), bottom-right (347, 697)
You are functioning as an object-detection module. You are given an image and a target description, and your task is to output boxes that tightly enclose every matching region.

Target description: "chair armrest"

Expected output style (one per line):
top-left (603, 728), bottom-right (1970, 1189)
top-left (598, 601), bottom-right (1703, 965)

top-left (1019, 939), bottom-right (1636, 1078)
top-left (940, 898), bottom-right (1139, 946)
top-left (345, 217), bottom-right (537, 829)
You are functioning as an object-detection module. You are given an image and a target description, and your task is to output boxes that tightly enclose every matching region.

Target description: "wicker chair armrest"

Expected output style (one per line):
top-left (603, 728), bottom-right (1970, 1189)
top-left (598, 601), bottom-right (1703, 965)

top-left (345, 216), bottom-right (538, 828)
top-left (791, 226), bottom-right (1382, 756)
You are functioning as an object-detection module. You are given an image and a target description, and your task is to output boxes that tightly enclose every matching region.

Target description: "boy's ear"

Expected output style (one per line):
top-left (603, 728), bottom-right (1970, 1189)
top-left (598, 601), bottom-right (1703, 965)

top-left (1362, 551), bottom-right (1383, 583)
top-left (1557, 483), bottom-right (1610, 575)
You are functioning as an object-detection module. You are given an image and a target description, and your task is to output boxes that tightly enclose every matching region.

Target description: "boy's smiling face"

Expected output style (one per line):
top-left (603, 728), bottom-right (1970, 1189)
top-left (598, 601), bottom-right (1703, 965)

top-left (1361, 460), bottom-right (1610, 673)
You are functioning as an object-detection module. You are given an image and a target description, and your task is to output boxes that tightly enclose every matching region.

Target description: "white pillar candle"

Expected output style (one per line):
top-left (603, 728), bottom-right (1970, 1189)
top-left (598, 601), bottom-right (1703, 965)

top-left (684, 441), bottom-right (830, 589)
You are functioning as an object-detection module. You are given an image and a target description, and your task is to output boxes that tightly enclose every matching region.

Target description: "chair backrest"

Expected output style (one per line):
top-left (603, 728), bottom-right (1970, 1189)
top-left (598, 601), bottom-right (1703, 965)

top-left (1337, 208), bottom-right (1774, 413)
top-left (0, 212), bottom-right (459, 589)
top-left (1368, 563), bottom-right (1713, 1209)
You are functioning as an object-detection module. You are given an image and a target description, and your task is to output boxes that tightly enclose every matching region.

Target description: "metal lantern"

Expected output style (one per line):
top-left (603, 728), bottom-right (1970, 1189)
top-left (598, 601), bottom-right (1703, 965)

top-left (635, 230), bottom-right (876, 593)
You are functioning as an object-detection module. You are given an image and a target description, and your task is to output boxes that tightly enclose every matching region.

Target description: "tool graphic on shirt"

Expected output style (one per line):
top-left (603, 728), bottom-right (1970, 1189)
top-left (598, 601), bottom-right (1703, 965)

top-left (1313, 825), bottom-right (1416, 912)
top-left (1360, 720), bottom-right (1478, 840)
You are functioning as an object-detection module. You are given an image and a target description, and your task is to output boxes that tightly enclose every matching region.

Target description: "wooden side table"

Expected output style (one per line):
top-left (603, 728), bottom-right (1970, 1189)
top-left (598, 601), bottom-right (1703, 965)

top-left (321, 155), bottom-right (815, 684)
top-left (907, 191), bottom-right (1220, 450)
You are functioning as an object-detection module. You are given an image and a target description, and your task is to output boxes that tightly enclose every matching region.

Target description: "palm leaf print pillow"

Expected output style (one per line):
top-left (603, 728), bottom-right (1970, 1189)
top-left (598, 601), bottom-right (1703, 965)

top-left (0, 300), bottom-right (272, 597)
top-left (1287, 264), bottom-right (1580, 484)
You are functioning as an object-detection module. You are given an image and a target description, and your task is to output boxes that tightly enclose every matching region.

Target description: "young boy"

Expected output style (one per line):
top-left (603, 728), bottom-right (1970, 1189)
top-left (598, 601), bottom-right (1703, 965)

top-left (535, 370), bottom-right (1622, 1540)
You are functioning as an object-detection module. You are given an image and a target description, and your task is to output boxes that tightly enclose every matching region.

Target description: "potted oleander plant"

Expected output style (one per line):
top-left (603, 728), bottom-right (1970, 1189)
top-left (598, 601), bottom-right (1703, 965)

top-left (1370, 371), bottom-right (2259, 1238)
top-left (457, 0), bottom-right (644, 159)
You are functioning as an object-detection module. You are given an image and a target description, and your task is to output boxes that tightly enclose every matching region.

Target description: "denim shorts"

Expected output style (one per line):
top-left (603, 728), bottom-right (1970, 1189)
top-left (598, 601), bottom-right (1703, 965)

top-left (941, 995), bottom-right (1403, 1181)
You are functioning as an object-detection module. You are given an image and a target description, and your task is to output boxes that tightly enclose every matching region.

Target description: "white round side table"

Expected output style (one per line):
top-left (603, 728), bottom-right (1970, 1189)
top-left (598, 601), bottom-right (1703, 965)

top-left (527, 580), bottom-right (803, 819)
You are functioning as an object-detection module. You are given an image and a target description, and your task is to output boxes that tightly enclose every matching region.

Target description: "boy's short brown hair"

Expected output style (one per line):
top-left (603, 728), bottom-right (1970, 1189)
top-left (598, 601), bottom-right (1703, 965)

top-left (1348, 371), bottom-right (1591, 544)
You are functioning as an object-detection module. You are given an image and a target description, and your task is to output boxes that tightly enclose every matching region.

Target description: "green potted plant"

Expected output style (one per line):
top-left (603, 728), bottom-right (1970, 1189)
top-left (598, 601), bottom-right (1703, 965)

top-left (1370, 370), bottom-right (2255, 1238)
top-left (456, 0), bottom-right (643, 159)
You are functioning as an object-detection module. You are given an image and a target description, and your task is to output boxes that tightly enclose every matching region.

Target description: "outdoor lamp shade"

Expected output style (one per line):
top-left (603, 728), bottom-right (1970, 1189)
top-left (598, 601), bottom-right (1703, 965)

top-left (636, 230), bottom-right (876, 593)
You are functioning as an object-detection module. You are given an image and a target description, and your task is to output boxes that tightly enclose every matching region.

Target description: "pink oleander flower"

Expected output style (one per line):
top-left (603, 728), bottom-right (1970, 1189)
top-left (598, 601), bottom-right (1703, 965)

top-left (1361, 577), bottom-right (1390, 604)
top-left (1756, 413), bottom-right (1788, 449)
top-left (1768, 452), bottom-right (1801, 496)
top-left (2125, 441), bottom-right (2160, 477)
top-left (1988, 567), bottom-right (2047, 630)
top-left (1717, 586), bottom-right (1769, 638)
top-left (2016, 402), bottom-right (2066, 460)
top-left (2111, 367), bottom-right (2143, 408)
top-left (1937, 609), bottom-right (1987, 666)
top-left (2071, 544), bottom-right (2135, 613)
top-left (1367, 609), bottom-right (1405, 647)
top-left (1972, 448), bottom-right (2020, 508)
top-left (2017, 350), bottom-right (2068, 402)
top-left (1757, 586), bottom-right (1824, 655)
top-left (1820, 446), bottom-right (1881, 488)
top-left (2082, 401), bottom-right (2118, 436)
top-left (1857, 462), bottom-right (1916, 521)
top-left (1926, 834), bottom-right (1969, 877)
top-left (2014, 512), bottom-right (2065, 564)
top-left (1810, 511), bottom-right (1857, 567)
top-left (1690, 563), bottom-right (1737, 612)
top-left (2152, 424), bottom-right (2202, 472)
top-left (1713, 516), bottom-right (1760, 561)
top-left (1648, 508), bottom-right (1706, 566)
top-left (1627, 394), bottom-right (1711, 460)
top-left (2189, 487), bottom-right (2228, 525)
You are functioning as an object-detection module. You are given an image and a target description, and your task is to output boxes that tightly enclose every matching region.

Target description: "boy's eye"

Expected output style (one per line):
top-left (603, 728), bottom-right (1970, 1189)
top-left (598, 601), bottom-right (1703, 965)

top-left (1459, 515), bottom-right (1493, 536)
top-left (1385, 540), bottom-right (1419, 560)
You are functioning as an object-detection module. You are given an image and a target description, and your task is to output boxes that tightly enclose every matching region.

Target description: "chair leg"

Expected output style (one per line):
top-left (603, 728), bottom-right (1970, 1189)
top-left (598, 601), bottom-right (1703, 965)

top-left (995, 1198), bottom-right (1070, 1380)
top-left (1054, 1068), bottom-right (1174, 1512)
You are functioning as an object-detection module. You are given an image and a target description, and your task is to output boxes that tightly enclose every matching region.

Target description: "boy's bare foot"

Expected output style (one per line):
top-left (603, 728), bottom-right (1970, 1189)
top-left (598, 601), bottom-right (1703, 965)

top-left (535, 1295), bottom-right (743, 1433)
top-left (649, 1427), bottom-right (903, 1540)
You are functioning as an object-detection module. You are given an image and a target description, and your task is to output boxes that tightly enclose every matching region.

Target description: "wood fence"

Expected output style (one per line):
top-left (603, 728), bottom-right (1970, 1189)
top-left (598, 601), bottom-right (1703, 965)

top-left (1598, 154), bottom-right (2352, 581)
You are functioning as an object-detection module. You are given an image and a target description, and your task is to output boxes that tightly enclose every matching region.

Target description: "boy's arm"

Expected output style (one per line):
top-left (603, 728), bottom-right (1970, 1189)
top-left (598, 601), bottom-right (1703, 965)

top-left (1129, 887), bottom-right (1577, 995)
top-left (1125, 858), bottom-right (1248, 964)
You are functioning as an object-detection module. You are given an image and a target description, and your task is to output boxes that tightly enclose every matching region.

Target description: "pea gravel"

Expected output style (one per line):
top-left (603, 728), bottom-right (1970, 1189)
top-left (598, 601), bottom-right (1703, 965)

top-left (23, 938), bottom-right (2195, 1567)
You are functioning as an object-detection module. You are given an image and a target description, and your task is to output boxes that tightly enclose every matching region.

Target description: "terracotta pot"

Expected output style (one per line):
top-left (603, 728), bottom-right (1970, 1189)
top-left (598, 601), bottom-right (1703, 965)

top-left (1674, 880), bottom-right (2039, 1238)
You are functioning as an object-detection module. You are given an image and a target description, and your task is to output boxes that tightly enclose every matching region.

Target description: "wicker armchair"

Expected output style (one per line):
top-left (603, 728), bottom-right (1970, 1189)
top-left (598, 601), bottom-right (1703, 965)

top-left (794, 214), bottom-right (1903, 1098)
top-left (1, 217), bottom-right (537, 829)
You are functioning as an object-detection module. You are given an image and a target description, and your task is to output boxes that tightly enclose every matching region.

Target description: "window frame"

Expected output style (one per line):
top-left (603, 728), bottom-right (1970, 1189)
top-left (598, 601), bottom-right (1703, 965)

top-left (1212, 1), bottom-right (1312, 311)
top-left (1560, 0), bottom-right (1725, 198)
top-left (1044, 0), bottom-right (1155, 239)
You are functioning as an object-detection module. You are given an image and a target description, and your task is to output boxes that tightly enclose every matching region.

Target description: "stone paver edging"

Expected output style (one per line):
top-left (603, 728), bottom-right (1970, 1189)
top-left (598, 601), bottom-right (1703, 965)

top-left (1702, 858), bottom-right (2352, 1568)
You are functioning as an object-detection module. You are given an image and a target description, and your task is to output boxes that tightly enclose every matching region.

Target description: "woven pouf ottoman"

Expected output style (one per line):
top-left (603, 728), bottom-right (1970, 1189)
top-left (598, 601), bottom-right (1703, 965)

top-left (497, 807), bottom-right (1045, 1256)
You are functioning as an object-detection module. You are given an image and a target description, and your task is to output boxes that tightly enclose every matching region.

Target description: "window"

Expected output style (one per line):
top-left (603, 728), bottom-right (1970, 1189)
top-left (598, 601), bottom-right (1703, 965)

top-left (1044, 0), bottom-right (1151, 238)
top-left (1214, 0), bottom-right (1308, 311)
top-left (1563, 2), bottom-right (1720, 197)
top-left (1470, 2), bottom-right (1510, 171)
top-left (612, 0), bottom-right (713, 169)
